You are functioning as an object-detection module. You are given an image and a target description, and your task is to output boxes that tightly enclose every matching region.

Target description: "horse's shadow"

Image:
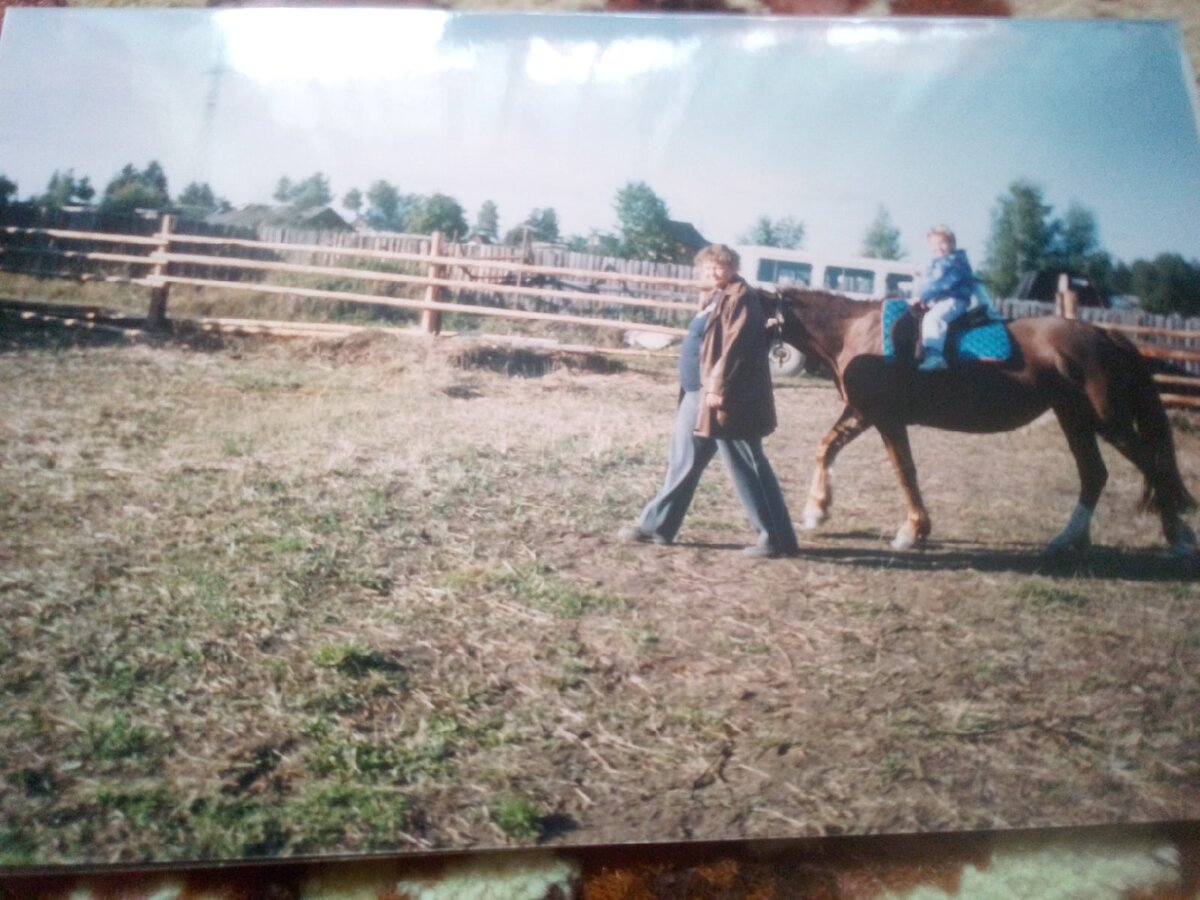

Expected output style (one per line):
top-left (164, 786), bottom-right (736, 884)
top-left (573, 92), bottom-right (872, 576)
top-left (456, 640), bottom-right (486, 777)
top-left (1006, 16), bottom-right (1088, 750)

top-left (676, 537), bottom-right (1196, 581)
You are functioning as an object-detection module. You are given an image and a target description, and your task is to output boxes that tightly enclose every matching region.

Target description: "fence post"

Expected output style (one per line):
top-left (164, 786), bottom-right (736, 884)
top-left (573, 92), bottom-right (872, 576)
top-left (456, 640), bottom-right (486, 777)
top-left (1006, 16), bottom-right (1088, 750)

top-left (147, 214), bottom-right (174, 328)
top-left (1055, 272), bottom-right (1078, 319)
top-left (421, 231), bottom-right (444, 335)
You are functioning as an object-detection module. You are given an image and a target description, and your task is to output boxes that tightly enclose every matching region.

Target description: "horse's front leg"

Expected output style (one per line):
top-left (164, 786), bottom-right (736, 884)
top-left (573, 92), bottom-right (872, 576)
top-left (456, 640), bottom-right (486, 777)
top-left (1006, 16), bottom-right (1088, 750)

top-left (876, 423), bottom-right (931, 550)
top-left (803, 406), bottom-right (869, 529)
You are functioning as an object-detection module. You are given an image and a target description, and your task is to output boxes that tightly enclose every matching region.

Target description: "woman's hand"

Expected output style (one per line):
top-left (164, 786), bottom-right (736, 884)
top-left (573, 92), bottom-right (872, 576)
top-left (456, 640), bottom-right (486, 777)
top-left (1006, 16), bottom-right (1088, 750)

top-left (706, 392), bottom-right (724, 410)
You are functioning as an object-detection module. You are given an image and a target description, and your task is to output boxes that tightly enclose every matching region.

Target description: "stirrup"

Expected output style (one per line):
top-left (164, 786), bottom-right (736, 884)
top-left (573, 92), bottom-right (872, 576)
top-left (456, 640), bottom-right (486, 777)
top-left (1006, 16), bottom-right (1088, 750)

top-left (917, 350), bottom-right (947, 372)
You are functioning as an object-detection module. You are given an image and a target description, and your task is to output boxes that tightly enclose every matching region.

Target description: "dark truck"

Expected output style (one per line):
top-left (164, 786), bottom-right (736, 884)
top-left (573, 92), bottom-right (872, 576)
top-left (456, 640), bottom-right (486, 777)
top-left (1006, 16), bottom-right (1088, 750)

top-left (1013, 270), bottom-right (1109, 308)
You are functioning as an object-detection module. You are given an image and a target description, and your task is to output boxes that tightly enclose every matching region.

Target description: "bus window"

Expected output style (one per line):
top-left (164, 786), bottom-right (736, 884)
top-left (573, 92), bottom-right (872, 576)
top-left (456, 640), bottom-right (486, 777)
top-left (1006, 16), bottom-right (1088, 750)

top-left (885, 273), bottom-right (914, 299)
top-left (776, 261), bottom-right (812, 286)
top-left (757, 258), bottom-right (812, 287)
top-left (825, 266), bottom-right (875, 295)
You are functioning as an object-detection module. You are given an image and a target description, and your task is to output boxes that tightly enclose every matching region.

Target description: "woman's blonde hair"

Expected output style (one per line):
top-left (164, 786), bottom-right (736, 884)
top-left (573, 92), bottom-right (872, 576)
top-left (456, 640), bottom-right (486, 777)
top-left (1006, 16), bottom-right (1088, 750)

top-left (694, 244), bottom-right (740, 271)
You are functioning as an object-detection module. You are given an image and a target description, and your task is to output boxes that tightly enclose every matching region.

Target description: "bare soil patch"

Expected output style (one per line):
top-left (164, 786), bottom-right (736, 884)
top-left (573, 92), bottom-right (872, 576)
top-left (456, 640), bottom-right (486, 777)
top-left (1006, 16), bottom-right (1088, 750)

top-left (1, 329), bottom-right (1197, 864)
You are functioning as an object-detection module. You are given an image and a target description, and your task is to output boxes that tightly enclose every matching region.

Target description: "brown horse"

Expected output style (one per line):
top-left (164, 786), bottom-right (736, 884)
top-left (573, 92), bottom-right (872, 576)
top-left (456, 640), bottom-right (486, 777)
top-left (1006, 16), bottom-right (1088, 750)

top-left (768, 287), bottom-right (1197, 557)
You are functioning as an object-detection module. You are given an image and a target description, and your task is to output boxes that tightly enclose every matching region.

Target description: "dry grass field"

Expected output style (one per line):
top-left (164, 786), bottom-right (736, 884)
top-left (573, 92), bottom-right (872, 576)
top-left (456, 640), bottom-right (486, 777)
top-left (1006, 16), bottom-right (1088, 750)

top-left (1, 302), bottom-right (1199, 865)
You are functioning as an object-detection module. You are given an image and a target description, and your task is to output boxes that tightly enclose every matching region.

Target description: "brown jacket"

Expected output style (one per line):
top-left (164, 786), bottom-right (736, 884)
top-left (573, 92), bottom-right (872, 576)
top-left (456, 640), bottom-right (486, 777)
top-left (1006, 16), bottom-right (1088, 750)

top-left (694, 278), bottom-right (778, 440)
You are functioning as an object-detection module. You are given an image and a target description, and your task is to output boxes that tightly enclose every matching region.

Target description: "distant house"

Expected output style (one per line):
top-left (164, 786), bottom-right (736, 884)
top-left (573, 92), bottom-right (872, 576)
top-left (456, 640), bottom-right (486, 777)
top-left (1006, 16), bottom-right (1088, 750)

top-left (664, 219), bottom-right (709, 257)
top-left (204, 204), bottom-right (351, 231)
top-left (205, 204), bottom-right (280, 229)
top-left (299, 207), bottom-right (352, 231)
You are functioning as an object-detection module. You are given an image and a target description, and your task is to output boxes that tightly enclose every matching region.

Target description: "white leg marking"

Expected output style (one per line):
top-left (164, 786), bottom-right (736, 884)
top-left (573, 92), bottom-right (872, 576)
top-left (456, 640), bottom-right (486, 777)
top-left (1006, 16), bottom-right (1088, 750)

top-left (1169, 519), bottom-right (1197, 559)
top-left (891, 522), bottom-right (918, 551)
top-left (802, 501), bottom-right (827, 530)
top-left (1047, 502), bottom-right (1093, 554)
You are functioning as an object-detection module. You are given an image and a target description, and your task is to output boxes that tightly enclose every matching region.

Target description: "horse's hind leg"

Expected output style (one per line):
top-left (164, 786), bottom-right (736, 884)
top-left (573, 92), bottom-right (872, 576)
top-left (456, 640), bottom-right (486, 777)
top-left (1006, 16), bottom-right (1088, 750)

top-left (1095, 422), bottom-right (1198, 558)
top-left (877, 422), bottom-right (931, 551)
top-left (803, 406), bottom-right (869, 529)
top-left (1047, 408), bottom-right (1108, 555)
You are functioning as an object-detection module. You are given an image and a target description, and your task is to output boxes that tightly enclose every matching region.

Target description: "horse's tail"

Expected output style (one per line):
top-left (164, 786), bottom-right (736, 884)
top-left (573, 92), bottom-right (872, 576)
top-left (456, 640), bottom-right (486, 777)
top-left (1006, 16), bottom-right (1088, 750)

top-left (1112, 330), bottom-right (1197, 514)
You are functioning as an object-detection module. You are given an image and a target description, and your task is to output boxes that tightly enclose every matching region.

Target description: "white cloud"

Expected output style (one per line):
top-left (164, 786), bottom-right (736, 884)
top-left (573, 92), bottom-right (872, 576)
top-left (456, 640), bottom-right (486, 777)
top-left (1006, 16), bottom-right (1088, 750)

top-left (214, 9), bottom-right (475, 85)
top-left (524, 36), bottom-right (700, 85)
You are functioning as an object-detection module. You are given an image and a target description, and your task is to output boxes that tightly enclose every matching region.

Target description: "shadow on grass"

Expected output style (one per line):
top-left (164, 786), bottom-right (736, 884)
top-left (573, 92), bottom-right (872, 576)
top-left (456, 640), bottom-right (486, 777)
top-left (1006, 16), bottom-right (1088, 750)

top-left (670, 534), bottom-right (1195, 580)
top-left (0, 301), bottom-right (232, 354)
top-left (798, 536), bottom-right (1197, 582)
top-left (0, 313), bottom-right (139, 353)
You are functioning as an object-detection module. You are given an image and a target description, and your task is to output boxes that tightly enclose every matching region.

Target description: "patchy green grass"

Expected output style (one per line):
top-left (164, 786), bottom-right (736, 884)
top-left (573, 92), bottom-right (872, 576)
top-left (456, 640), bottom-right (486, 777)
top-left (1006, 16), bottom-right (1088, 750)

top-left (446, 561), bottom-right (628, 618)
top-left (1015, 580), bottom-right (1091, 609)
top-left (490, 794), bottom-right (545, 840)
top-left (1, 325), bottom-right (1198, 865)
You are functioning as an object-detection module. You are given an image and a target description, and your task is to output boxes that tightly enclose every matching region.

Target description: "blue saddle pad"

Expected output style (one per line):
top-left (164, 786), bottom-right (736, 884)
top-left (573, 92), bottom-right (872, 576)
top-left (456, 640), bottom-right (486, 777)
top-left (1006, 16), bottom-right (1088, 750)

top-left (881, 299), bottom-right (1013, 363)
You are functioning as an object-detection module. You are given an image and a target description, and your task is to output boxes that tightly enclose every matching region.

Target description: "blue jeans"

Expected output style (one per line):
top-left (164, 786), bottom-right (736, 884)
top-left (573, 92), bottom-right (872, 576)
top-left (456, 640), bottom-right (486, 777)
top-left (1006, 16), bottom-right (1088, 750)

top-left (922, 297), bottom-right (970, 352)
top-left (637, 390), bottom-right (798, 550)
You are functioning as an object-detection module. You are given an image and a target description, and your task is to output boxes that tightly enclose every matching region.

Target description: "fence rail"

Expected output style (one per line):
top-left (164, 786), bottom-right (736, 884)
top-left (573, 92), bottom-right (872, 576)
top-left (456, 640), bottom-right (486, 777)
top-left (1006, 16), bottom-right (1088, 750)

top-left (0, 214), bottom-right (702, 338)
top-left (3, 213), bottom-right (1199, 405)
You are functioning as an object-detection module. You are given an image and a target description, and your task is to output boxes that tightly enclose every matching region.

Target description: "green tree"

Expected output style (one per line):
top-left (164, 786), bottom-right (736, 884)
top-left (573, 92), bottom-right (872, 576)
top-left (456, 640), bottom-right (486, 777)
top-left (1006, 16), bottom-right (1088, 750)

top-left (342, 188), bottom-right (363, 218)
top-left (474, 200), bottom-right (499, 242)
top-left (614, 181), bottom-right (682, 262)
top-left (143, 162), bottom-right (168, 197)
top-left (739, 215), bottom-right (806, 250)
top-left (1079, 250), bottom-right (1117, 298)
top-left (41, 169), bottom-right (94, 207)
top-left (983, 179), bottom-right (1056, 297)
top-left (0, 174), bottom-right (17, 207)
top-left (273, 177), bottom-right (293, 204)
top-left (176, 182), bottom-right (229, 217)
top-left (504, 207), bottom-right (560, 245)
top-left (289, 173), bottom-right (332, 212)
top-left (407, 193), bottom-right (468, 238)
top-left (860, 206), bottom-right (903, 259)
top-left (271, 173), bottom-right (332, 214)
top-left (1053, 203), bottom-right (1100, 273)
top-left (363, 180), bottom-right (416, 232)
top-left (985, 185), bottom-right (1115, 298)
top-left (530, 208), bottom-right (559, 242)
top-left (1128, 254), bottom-right (1200, 316)
top-left (100, 162), bottom-right (171, 215)
top-left (1112, 260), bottom-right (1134, 295)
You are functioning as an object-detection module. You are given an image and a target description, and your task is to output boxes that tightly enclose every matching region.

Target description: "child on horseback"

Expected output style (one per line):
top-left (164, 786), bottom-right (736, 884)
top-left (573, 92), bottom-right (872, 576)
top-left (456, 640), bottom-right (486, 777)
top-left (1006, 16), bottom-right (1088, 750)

top-left (914, 226), bottom-right (975, 371)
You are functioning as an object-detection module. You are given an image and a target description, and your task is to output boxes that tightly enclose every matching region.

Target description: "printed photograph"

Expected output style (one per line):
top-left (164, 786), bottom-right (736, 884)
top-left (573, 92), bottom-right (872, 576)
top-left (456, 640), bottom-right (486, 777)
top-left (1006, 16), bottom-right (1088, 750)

top-left (1, 9), bottom-right (1199, 865)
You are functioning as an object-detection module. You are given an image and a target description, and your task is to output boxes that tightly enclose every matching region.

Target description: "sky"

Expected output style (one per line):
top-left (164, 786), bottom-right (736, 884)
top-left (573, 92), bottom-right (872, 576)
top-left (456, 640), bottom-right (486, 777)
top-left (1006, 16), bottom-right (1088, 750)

top-left (1, 10), bottom-right (1199, 265)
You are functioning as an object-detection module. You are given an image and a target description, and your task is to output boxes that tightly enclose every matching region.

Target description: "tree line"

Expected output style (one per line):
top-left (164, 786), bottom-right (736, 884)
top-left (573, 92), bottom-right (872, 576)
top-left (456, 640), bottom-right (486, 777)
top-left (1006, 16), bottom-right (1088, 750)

top-left (2, 164), bottom-right (1198, 315)
top-left (981, 179), bottom-right (1200, 316)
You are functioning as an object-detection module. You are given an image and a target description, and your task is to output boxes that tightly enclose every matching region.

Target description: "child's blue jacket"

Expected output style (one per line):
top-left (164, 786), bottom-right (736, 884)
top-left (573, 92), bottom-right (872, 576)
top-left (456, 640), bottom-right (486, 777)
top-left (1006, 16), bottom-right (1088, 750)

top-left (919, 249), bottom-right (975, 303)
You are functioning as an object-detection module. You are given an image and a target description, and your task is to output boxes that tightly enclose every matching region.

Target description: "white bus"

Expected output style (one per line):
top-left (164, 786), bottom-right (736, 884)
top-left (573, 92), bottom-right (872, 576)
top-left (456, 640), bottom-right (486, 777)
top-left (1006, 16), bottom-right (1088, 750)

top-left (734, 246), bottom-right (920, 375)
top-left (735, 245), bottom-right (920, 301)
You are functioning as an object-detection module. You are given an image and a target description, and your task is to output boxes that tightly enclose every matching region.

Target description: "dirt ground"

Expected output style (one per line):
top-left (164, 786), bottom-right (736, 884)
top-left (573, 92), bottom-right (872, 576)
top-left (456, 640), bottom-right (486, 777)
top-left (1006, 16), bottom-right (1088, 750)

top-left (1, 321), bottom-right (1197, 864)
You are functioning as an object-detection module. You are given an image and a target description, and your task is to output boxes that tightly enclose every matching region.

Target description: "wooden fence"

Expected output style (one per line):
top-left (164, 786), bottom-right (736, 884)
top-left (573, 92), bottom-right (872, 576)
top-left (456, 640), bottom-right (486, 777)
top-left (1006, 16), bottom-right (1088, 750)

top-left (0, 215), bottom-right (703, 338)
top-left (995, 297), bottom-right (1200, 408)
top-left (2, 213), bottom-right (1199, 406)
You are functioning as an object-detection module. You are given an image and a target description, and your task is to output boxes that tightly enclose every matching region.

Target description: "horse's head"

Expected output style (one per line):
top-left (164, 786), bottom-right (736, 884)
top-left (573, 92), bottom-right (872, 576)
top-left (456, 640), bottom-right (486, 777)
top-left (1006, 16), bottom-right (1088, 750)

top-left (763, 287), bottom-right (880, 379)
top-left (762, 287), bottom-right (826, 354)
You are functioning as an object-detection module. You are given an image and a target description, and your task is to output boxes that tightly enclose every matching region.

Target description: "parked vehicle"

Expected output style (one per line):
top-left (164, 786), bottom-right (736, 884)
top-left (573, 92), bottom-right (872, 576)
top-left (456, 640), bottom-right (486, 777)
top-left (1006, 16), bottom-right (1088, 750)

top-left (738, 245), bottom-right (920, 300)
top-left (736, 245), bottom-right (920, 376)
top-left (1012, 270), bottom-right (1109, 308)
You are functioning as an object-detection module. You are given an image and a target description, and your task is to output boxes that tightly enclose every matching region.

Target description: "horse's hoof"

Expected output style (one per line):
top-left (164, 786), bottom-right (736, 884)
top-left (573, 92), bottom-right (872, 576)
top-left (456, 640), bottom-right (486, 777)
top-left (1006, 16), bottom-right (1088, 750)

top-left (1168, 540), bottom-right (1198, 561)
top-left (891, 530), bottom-right (917, 551)
top-left (1168, 523), bottom-right (1197, 560)
top-left (802, 509), bottom-right (826, 530)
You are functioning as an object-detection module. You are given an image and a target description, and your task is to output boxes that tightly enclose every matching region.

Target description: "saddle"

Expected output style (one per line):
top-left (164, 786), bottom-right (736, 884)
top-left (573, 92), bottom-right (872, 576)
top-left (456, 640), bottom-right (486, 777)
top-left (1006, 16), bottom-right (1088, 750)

top-left (882, 299), bottom-right (1013, 366)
